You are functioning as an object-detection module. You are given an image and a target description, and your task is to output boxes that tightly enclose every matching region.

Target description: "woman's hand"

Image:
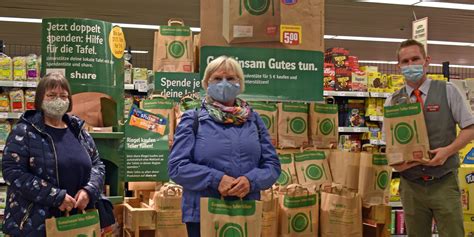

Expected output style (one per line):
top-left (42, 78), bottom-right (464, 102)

top-left (59, 194), bottom-right (76, 212)
top-left (228, 176), bottom-right (250, 198)
top-left (218, 175), bottom-right (236, 196)
top-left (74, 189), bottom-right (90, 211)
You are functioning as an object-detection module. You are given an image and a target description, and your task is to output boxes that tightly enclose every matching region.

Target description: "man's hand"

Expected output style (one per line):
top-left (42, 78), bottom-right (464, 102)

top-left (228, 176), bottom-right (251, 198)
top-left (391, 161), bottom-right (422, 172)
top-left (59, 194), bottom-right (76, 212)
top-left (218, 175), bottom-right (236, 197)
top-left (74, 189), bottom-right (90, 211)
top-left (426, 147), bottom-right (452, 166)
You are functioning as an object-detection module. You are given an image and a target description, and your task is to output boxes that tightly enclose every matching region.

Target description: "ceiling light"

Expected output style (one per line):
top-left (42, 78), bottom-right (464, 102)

top-left (357, 0), bottom-right (420, 5)
top-left (415, 2), bottom-right (474, 11)
top-left (359, 60), bottom-right (474, 69)
top-left (124, 50), bottom-right (148, 54)
top-left (359, 60), bottom-right (398, 64)
top-left (0, 16), bottom-right (41, 23)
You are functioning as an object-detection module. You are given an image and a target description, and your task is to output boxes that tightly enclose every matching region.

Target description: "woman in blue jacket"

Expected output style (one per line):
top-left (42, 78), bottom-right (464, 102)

top-left (2, 72), bottom-right (105, 237)
top-left (168, 56), bottom-right (281, 237)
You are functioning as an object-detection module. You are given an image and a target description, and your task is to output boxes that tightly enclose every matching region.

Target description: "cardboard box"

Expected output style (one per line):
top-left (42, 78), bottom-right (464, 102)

top-left (323, 63), bottom-right (336, 90)
top-left (352, 72), bottom-right (368, 92)
top-left (459, 165), bottom-right (474, 214)
top-left (360, 66), bottom-right (378, 73)
top-left (368, 72), bottom-right (383, 92)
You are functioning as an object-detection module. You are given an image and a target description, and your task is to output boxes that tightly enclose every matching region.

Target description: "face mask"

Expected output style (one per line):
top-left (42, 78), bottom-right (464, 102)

top-left (401, 64), bottom-right (424, 84)
top-left (207, 78), bottom-right (241, 103)
top-left (42, 98), bottom-right (69, 119)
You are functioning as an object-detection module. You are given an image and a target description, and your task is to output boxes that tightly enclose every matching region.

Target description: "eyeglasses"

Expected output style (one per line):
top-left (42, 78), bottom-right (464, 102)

top-left (45, 93), bottom-right (69, 100)
top-left (209, 76), bottom-right (240, 83)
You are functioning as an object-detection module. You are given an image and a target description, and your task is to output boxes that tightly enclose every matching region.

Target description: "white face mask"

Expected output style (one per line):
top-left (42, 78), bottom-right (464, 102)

top-left (42, 98), bottom-right (69, 119)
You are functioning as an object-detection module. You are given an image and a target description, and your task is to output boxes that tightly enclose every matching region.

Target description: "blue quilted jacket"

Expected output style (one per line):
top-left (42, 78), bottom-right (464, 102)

top-left (2, 110), bottom-right (105, 237)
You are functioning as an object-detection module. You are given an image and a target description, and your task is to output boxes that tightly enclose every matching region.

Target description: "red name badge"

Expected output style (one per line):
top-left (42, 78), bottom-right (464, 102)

top-left (426, 104), bottom-right (440, 112)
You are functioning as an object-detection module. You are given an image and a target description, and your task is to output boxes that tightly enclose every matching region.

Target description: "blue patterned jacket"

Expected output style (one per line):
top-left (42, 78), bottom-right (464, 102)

top-left (2, 110), bottom-right (105, 237)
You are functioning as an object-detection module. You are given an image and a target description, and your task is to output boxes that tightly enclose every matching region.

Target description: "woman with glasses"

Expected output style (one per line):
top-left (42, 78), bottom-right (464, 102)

top-left (2, 72), bottom-right (105, 237)
top-left (168, 56), bottom-right (281, 237)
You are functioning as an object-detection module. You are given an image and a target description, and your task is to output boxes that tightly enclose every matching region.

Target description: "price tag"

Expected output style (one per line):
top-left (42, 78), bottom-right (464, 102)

top-left (13, 81), bottom-right (23, 87)
top-left (354, 127), bottom-right (362, 132)
top-left (26, 81), bottom-right (37, 87)
top-left (0, 113), bottom-right (7, 119)
top-left (323, 91), bottom-right (329, 96)
top-left (280, 25), bottom-right (302, 45)
top-left (15, 113), bottom-right (22, 119)
top-left (338, 92), bottom-right (346, 96)
top-left (137, 83), bottom-right (148, 92)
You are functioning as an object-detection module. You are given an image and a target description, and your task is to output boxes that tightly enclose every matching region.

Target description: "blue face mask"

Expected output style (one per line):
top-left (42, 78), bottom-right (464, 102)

top-left (401, 65), bottom-right (424, 84)
top-left (207, 78), bottom-right (241, 103)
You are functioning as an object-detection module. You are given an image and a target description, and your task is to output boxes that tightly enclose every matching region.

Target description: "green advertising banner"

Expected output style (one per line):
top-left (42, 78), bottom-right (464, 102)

top-left (200, 46), bottom-right (324, 102)
top-left (41, 18), bottom-right (125, 130)
top-left (124, 105), bottom-right (169, 181)
top-left (154, 72), bottom-right (201, 101)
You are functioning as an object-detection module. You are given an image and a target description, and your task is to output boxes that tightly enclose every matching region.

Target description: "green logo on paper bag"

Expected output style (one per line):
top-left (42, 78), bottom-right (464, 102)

top-left (168, 41), bottom-right (185, 59)
top-left (373, 154), bottom-right (388, 165)
top-left (219, 223), bottom-right (244, 237)
top-left (377, 171), bottom-right (389, 189)
top-left (290, 117), bottom-right (306, 134)
top-left (314, 104), bottom-right (338, 114)
top-left (251, 102), bottom-right (277, 111)
top-left (277, 170), bottom-right (290, 185)
top-left (56, 211), bottom-right (99, 231)
top-left (283, 195), bottom-right (317, 208)
top-left (384, 103), bottom-right (422, 118)
top-left (244, 0), bottom-right (271, 15)
top-left (260, 114), bottom-right (272, 130)
top-left (294, 151), bottom-right (326, 162)
top-left (291, 213), bottom-right (309, 232)
top-left (319, 118), bottom-right (334, 135)
top-left (208, 199), bottom-right (256, 216)
top-left (394, 122), bottom-right (414, 144)
top-left (305, 164), bottom-right (323, 180)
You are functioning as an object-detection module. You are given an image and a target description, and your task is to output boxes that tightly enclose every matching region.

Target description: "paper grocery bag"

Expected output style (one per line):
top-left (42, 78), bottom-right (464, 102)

top-left (153, 19), bottom-right (194, 72)
top-left (328, 150), bottom-right (360, 190)
top-left (279, 185), bottom-right (318, 237)
top-left (383, 103), bottom-right (430, 165)
top-left (200, 198), bottom-right (262, 237)
top-left (261, 188), bottom-right (279, 237)
top-left (276, 152), bottom-right (298, 189)
top-left (251, 101), bottom-right (278, 146)
top-left (358, 152), bottom-right (392, 207)
top-left (310, 103), bottom-right (338, 148)
top-left (46, 210), bottom-right (101, 237)
top-left (278, 102), bottom-right (309, 148)
top-left (155, 184), bottom-right (187, 237)
top-left (141, 97), bottom-right (175, 147)
top-left (222, 0), bottom-right (280, 44)
top-left (320, 187), bottom-right (362, 237)
top-left (174, 94), bottom-right (201, 127)
top-left (293, 150), bottom-right (332, 189)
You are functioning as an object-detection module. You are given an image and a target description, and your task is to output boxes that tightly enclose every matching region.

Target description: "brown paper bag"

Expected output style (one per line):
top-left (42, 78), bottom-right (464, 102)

top-left (46, 210), bottom-right (101, 236)
top-left (251, 101), bottom-right (278, 146)
top-left (320, 187), bottom-right (362, 237)
top-left (153, 19), bottom-right (194, 72)
top-left (276, 151), bottom-right (298, 189)
top-left (200, 198), bottom-right (262, 237)
top-left (383, 103), bottom-right (430, 165)
top-left (293, 150), bottom-right (332, 189)
top-left (358, 152), bottom-right (392, 207)
top-left (261, 188), bottom-right (279, 237)
top-left (141, 97), bottom-right (175, 147)
top-left (222, 0), bottom-right (280, 44)
top-left (155, 184), bottom-right (187, 237)
top-left (278, 102), bottom-right (309, 148)
top-left (278, 184), bottom-right (319, 237)
top-left (328, 150), bottom-right (360, 190)
top-left (174, 93), bottom-right (201, 128)
top-left (310, 103), bottom-right (338, 148)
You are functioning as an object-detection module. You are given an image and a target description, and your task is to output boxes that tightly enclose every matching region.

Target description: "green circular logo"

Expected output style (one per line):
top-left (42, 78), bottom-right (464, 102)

top-left (319, 118), bottom-right (334, 135)
top-left (219, 223), bottom-right (243, 237)
top-left (244, 0), bottom-right (270, 15)
top-left (168, 41), bottom-right (185, 58)
top-left (305, 164), bottom-right (323, 180)
top-left (394, 122), bottom-right (414, 144)
top-left (291, 213), bottom-right (309, 233)
top-left (290, 117), bottom-right (306, 134)
top-left (260, 114), bottom-right (272, 130)
top-left (277, 170), bottom-right (290, 185)
top-left (377, 171), bottom-right (389, 189)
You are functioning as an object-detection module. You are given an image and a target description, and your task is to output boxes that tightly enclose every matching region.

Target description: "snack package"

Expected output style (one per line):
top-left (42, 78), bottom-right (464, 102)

top-left (389, 74), bottom-right (405, 91)
top-left (347, 99), bottom-right (365, 127)
top-left (0, 54), bottom-right (13, 81)
top-left (323, 63), bottom-right (336, 91)
top-left (13, 56), bottom-right (27, 81)
top-left (335, 67), bottom-right (352, 91)
top-left (351, 71), bottom-right (368, 92)
top-left (26, 54), bottom-right (39, 81)
top-left (124, 60), bottom-right (132, 84)
top-left (368, 72), bottom-right (383, 92)
top-left (0, 93), bottom-right (9, 112)
top-left (25, 89), bottom-right (36, 110)
top-left (365, 97), bottom-right (377, 117)
top-left (0, 122), bottom-right (11, 145)
top-left (360, 66), bottom-right (378, 73)
top-left (9, 89), bottom-right (25, 112)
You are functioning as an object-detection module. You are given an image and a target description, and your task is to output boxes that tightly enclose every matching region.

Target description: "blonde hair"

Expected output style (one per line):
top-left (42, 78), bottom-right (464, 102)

top-left (202, 55), bottom-right (245, 92)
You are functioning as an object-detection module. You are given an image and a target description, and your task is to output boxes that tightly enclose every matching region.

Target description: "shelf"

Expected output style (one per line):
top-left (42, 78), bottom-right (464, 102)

top-left (0, 112), bottom-right (23, 119)
top-left (90, 132), bottom-right (124, 139)
top-left (0, 81), bottom-right (38, 88)
top-left (369, 115), bottom-right (384, 122)
top-left (370, 92), bottom-right (392, 98)
top-left (370, 139), bottom-right (386, 145)
top-left (389, 201), bottom-right (402, 207)
top-left (338, 127), bottom-right (369, 133)
top-left (324, 90), bottom-right (369, 97)
top-left (124, 83), bottom-right (154, 92)
top-left (124, 84), bottom-right (134, 90)
top-left (0, 145), bottom-right (4, 151)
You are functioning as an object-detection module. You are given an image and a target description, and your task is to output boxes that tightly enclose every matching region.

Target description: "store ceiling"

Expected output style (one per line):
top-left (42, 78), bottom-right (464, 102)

top-left (0, 0), bottom-right (473, 67)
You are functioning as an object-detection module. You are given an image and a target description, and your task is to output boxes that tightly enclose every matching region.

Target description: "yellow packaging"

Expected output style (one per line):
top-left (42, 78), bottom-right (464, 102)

top-left (389, 74), bottom-right (405, 90)
top-left (360, 66), bottom-right (378, 73)
top-left (0, 55), bottom-right (12, 80)
top-left (465, 214), bottom-right (474, 236)
top-left (365, 97), bottom-right (377, 116)
top-left (368, 72), bottom-right (383, 92)
top-left (13, 56), bottom-right (26, 81)
top-left (376, 98), bottom-right (384, 116)
top-left (459, 164), bottom-right (474, 214)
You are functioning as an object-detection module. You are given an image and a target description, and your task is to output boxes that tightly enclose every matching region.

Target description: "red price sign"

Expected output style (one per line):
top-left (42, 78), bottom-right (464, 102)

top-left (283, 31), bottom-right (300, 45)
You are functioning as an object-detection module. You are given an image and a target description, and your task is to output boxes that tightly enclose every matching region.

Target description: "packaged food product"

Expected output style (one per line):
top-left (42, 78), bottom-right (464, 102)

top-left (9, 89), bottom-right (25, 112)
top-left (0, 54), bottom-right (13, 81)
top-left (13, 56), bottom-right (27, 81)
top-left (25, 89), bottom-right (36, 110)
top-left (0, 93), bottom-right (10, 112)
top-left (0, 122), bottom-right (11, 145)
top-left (26, 54), bottom-right (39, 81)
top-left (323, 63), bottom-right (336, 91)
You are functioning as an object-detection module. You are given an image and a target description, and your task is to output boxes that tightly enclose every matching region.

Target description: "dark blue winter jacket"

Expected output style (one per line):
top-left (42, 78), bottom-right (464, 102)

top-left (168, 107), bottom-right (281, 223)
top-left (2, 110), bottom-right (105, 237)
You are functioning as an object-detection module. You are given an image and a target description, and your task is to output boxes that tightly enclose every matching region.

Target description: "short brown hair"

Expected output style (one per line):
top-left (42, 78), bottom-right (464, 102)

top-left (35, 72), bottom-right (73, 112)
top-left (396, 39), bottom-right (427, 62)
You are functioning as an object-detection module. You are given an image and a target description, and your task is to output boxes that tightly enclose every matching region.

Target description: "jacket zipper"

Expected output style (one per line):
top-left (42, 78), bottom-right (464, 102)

top-left (19, 203), bottom-right (33, 230)
top-left (31, 124), bottom-right (60, 187)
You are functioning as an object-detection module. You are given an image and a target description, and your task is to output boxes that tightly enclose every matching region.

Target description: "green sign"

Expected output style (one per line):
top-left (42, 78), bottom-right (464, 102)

top-left (41, 18), bottom-right (125, 130)
top-left (124, 105), bottom-right (169, 181)
top-left (200, 46), bottom-right (324, 102)
top-left (154, 72), bottom-right (201, 101)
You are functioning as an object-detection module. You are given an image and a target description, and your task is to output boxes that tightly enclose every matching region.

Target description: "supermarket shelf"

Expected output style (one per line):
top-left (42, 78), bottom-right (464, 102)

top-left (0, 112), bottom-right (23, 119)
top-left (0, 81), bottom-right (38, 88)
top-left (124, 83), bottom-right (154, 92)
top-left (338, 127), bottom-right (369, 133)
top-left (391, 235), bottom-right (438, 237)
top-left (389, 201), bottom-right (402, 207)
top-left (369, 116), bottom-right (384, 122)
top-left (0, 145), bottom-right (4, 151)
top-left (370, 139), bottom-right (386, 145)
top-left (124, 84), bottom-right (134, 90)
top-left (323, 91), bottom-right (369, 97)
top-left (370, 92), bottom-right (392, 98)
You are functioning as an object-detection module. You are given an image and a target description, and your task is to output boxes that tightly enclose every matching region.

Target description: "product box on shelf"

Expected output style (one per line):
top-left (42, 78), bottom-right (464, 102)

top-left (459, 164), bottom-right (474, 214)
top-left (347, 99), bottom-right (366, 127)
top-left (352, 71), bottom-right (368, 92)
top-left (335, 67), bottom-right (352, 91)
top-left (324, 63), bottom-right (336, 91)
top-left (0, 54), bottom-right (12, 81)
top-left (360, 66), bottom-right (378, 73)
top-left (461, 142), bottom-right (474, 164)
top-left (368, 72), bottom-right (384, 92)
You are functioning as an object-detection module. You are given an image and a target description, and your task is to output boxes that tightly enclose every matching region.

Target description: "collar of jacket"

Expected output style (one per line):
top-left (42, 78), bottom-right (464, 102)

top-left (20, 110), bottom-right (85, 137)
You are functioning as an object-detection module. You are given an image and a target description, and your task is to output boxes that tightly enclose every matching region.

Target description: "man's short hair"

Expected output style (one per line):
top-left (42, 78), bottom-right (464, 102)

top-left (396, 39), bottom-right (427, 62)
